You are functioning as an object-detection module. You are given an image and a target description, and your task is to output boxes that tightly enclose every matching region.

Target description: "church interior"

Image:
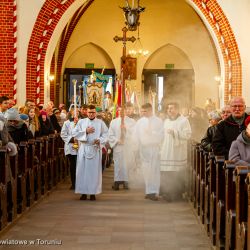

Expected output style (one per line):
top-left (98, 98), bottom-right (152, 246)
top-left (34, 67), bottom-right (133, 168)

top-left (0, 0), bottom-right (250, 249)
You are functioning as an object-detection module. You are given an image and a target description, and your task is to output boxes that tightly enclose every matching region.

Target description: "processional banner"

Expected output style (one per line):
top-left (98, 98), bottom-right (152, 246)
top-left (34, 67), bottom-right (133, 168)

top-left (86, 82), bottom-right (103, 108)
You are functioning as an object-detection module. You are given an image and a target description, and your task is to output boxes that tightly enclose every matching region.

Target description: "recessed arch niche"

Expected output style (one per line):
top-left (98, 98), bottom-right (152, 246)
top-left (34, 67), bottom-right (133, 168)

top-left (65, 42), bottom-right (115, 69)
top-left (143, 44), bottom-right (194, 110)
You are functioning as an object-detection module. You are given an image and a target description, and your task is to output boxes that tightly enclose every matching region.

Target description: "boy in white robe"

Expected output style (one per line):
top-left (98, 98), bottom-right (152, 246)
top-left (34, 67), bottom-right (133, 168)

top-left (60, 109), bottom-right (79, 190)
top-left (108, 106), bottom-right (136, 190)
top-left (160, 102), bottom-right (191, 201)
top-left (72, 105), bottom-right (108, 200)
top-left (134, 103), bottom-right (164, 201)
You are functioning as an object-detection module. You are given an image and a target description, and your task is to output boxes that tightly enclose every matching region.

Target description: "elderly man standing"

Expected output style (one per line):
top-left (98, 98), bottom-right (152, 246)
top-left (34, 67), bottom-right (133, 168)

top-left (134, 103), bottom-right (164, 201)
top-left (72, 105), bottom-right (108, 201)
top-left (212, 96), bottom-right (249, 159)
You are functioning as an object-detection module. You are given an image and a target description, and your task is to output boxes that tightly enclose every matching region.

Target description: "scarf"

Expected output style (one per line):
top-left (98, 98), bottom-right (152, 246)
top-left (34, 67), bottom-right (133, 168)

top-left (233, 115), bottom-right (245, 125)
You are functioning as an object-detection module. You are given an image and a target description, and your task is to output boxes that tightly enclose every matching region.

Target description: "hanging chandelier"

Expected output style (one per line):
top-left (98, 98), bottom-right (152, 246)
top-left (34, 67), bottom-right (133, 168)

top-left (128, 25), bottom-right (149, 57)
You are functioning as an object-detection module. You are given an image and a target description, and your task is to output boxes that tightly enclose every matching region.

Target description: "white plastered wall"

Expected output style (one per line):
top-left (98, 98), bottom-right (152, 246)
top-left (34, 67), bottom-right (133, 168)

top-left (17, 0), bottom-right (45, 106)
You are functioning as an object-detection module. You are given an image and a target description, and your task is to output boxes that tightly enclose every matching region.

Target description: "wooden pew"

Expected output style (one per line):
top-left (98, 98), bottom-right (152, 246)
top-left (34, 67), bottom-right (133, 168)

top-left (17, 141), bottom-right (28, 214)
top-left (0, 133), bottom-right (67, 232)
top-left (191, 142), bottom-right (197, 206)
top-left (47, 134), bottom-right (56, 189)
top-left (40, 136), bottom-right (49, 195)
top-left (209, 153), bottom-right (217, 245)
top-left (224, 161), bottom-right (236, 250)
top-left (8, 152), bottom-right (18, 221)
top-left (34, 137), bottom-right (43, 200)
top-left (57, 135), bottom-right (68, 181)
top-left (0, 146), bottom-right (8, 230)
top-left (26, 139), bottom-right (36, 206)
top-left (247, 173), bottom-right (250, 250)
top-left (202, 150), bottom-right (210, 233)
top-left (53, 133), bottom-right (60, 183)
top-left (195, 144), bottom-right (201, 215)
top-left (204, 152), bottom-right (214, 235)
top-left (199, 147), bottom-right (207, 224)
top-left (234, 166), bottom-right (250, 250)
top-left (215, 155), bottom-right (226, 249)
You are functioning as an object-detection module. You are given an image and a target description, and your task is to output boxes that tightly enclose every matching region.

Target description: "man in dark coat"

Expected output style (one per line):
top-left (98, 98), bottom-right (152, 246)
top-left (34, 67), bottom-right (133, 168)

top-left (212, 96), bottom-right (249, 159)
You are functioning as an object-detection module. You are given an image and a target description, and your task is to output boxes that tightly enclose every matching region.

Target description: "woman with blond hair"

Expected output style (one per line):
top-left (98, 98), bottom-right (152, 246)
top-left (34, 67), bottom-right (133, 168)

top-left (23, 106), bottom-right (40, 138)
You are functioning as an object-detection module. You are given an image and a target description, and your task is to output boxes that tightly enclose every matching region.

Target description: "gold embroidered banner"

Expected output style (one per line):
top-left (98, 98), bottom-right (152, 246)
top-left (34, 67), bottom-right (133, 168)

top-left (86, 82), bottom-right (103, 108)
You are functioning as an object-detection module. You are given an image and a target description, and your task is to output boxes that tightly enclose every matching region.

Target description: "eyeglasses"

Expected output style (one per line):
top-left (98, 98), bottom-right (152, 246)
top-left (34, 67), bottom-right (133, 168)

top-left (231, 105), bottom-right (245, 109)
top-left (88, 112), bottom-right (96, 114)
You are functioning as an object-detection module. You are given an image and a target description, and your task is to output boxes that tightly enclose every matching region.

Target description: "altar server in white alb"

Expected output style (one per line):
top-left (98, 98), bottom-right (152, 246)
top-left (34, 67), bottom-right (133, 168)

top-left (108, 105), bottom-right (136, 190)
top-left (72, 105), bottom-right (108, 201)
top-left (134, 103), bottom-right (164, 201)
top-left (60, 108), bottom-right (79, 190)
top-left (160, 102), bottom-right (191, 201)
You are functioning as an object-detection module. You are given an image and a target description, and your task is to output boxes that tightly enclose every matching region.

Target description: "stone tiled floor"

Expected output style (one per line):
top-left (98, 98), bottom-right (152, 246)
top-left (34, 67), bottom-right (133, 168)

top-left (0, 167), bottom-right (211, 250)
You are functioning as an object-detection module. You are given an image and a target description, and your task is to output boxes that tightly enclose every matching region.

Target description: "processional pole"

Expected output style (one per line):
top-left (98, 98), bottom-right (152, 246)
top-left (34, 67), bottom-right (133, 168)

top-left (72, 79), bottom-right (79, 150)
top-left (72, 79), bottom-right (77, 117)
top-left (113, 27), bottom-right (136, 142)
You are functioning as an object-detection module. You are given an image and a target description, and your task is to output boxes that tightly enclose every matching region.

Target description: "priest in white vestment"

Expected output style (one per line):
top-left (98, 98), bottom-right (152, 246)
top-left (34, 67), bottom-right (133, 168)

top-left (160, 102), bottom-right (191, 200)
top-left (134, 103), bottom-right (164, 201)
top-left (108, 106), bottom-right (136, 190)
top-left (72, 105), bottom-right (108, 200)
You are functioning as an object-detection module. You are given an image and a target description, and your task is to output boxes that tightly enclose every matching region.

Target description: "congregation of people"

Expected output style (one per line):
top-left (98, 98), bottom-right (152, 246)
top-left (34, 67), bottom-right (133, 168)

top-left (1, 94), bottom-right (250, 202)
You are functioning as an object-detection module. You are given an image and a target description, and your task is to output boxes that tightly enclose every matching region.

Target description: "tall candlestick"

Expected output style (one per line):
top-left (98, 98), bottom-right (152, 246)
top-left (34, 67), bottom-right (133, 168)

top-left (72, 79), bottom-right (77, 117)
top-left (152, 92), bottom-right (156, 116)
top-left (78, 85), bottom-right (82, 108)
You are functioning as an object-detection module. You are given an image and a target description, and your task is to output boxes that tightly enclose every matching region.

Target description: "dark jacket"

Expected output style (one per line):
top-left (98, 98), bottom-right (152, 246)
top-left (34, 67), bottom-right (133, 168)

top-left (212, 113), bottom-right (249, 158)
top-left (201, 125), bottom-right (217, 152)
top-left (50, 114), bottom-right (61, 133)
top-left (39, 116), bottom-right (55, 136)
top-left (7, 121), bottom-right (33, 144)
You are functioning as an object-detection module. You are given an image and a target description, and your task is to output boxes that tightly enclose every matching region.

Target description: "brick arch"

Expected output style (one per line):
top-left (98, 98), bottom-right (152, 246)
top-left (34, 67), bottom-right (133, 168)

top-left (26, 0), bottom-right (93, 105)
top-left (190, 0), bottom-right (242, 103)
top-left (26, 0), bottom-right (241, 105)
top-left (55, 0), bottom-right (94, 105)
top-left (26, 0), bottom-right (75, 104)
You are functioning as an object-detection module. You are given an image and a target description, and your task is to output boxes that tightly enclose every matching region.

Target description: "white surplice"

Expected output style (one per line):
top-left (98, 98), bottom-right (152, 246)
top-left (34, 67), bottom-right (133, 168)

top-left (60, 120), bottom-right (78, 156)
top-left (72, 118), bottom-right (108, 195)
top-left (108, 116), bottom-right (136, 182)
top-left (160, 115), bottom-right (191, 171)
top-left (134, 116), bottom-right (164, 195)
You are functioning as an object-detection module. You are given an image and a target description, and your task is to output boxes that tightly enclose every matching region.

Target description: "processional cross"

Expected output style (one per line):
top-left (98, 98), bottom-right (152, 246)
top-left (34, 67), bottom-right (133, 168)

top-left (113, 27), bottom-right (136, 142)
